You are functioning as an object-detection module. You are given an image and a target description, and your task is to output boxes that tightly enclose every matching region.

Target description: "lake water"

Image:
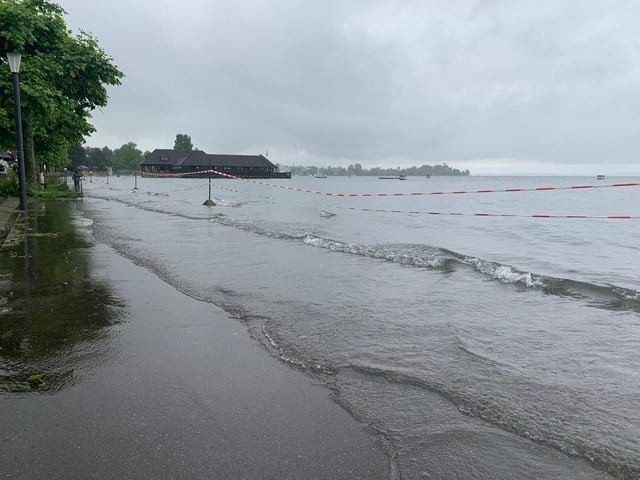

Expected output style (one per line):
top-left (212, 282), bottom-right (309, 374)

top-left (78, 174), bottom-right (640, 479)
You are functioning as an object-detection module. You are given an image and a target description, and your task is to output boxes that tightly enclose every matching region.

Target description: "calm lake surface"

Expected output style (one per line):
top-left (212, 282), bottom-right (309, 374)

top-left (79, 174), bottom-right (640, 479)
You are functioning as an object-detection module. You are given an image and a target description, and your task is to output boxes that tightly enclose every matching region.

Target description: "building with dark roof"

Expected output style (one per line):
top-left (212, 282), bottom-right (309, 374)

top-left (140, 149), bottom-right (290, 179)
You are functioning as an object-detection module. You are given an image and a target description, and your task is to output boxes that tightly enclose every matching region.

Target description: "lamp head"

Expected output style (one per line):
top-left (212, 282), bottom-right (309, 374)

top-left (7, 52), bottom-right (21, 73)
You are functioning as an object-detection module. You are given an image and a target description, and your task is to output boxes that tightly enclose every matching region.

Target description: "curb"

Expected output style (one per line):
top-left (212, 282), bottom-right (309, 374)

top-left (0, 197), bottom-right (20, 241)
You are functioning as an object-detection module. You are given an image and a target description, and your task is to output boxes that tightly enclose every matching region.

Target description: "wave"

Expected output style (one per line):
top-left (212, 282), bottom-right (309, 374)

top-left (298, 234), bottom-right (640, 313)
top-left (261, 323), bottom-right (337, 376)
top-left (84, 192), bottom-right (640, 313)
top-left (81, 191), bottom-right (638, 478)
top-left (346, 362), bottom-right (637, 480)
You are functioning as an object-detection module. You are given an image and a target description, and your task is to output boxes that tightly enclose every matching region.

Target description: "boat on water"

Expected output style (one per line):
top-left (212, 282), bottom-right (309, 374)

top-left (271, 171), bottom-right (292, 179)
top-left (315, 174), bottom-right (328, 178)
top-left (596, 174), bottom-right (605, 180)
top-left (378, 175), bottom-right (407, 180)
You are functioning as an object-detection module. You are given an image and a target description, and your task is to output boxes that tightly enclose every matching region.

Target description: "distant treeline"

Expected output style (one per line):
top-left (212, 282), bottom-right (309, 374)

top-left (281, 163), bottom-right (470, 177)
top-left (69, 138), bottom-right (470, 178)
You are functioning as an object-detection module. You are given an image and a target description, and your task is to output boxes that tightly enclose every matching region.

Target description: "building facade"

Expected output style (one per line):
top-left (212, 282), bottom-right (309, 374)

top-left (140, 149), bottom-right (290, 179)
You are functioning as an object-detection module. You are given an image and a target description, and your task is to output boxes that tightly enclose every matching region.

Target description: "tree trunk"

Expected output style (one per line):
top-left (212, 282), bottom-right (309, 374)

top-left (24, 111), bottom-right (38, 188)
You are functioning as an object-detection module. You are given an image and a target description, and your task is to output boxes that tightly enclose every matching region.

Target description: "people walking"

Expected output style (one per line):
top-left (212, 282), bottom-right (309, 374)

top-left (72, 170), bottom-right (82, 192)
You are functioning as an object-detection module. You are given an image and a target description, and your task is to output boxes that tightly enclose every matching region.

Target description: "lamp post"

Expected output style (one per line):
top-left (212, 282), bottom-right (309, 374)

top-left (7, 52), bottom-right (28, 212)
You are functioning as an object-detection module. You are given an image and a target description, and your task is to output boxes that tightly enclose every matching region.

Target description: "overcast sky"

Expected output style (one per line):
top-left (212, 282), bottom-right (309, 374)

top-left (55, 0), bottom-right (640, 175)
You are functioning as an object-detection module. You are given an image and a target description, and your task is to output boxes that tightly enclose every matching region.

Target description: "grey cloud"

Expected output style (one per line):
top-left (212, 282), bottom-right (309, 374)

top-left (56, 0), bottom-right (640, 174)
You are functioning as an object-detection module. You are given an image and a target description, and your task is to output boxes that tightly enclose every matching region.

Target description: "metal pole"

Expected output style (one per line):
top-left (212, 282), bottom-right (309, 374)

top-left (208, 158), bottom-right (212, 203)
top-left (134, 171), bottom-right (138, 189)
top-left (11, 72), bottom-right (27, 212)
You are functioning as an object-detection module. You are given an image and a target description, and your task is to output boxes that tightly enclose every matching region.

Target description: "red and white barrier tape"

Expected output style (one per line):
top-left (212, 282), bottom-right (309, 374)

top-left (213, 184), bottom-right (240, 193)
top-left (338, 206), bottom-right (639, 220)
top-left (140, 170), bottom-right (639, 197)
top-left (139, 170), bottom-right (639, 219)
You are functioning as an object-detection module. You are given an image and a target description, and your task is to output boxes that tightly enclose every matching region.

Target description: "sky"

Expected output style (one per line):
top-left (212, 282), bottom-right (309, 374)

top-left (54, 0), bottom-right (640, 175)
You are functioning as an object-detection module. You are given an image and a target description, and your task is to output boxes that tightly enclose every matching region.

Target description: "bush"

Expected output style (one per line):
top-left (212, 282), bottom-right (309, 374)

top-left (0, 171), bottom-right (19, 197)
top-left (34, 177), bottom-right (81, 198)
top-left (0, 171), bottom-right (81, 199)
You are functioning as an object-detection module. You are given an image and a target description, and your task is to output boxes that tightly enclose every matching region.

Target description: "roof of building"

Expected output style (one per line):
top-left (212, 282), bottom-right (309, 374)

top-left (140, 149), bottom-right (188, 166)
top-left (141, 149), bottom-right (276, 169)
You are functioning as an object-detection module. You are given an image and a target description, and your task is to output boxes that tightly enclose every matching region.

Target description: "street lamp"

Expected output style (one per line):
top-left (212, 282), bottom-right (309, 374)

top-left (7, 52), bottom-right (28, 212)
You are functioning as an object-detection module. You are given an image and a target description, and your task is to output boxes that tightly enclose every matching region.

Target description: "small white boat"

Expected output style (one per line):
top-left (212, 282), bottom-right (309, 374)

top-left (596, 174), bottom-right (605, 180)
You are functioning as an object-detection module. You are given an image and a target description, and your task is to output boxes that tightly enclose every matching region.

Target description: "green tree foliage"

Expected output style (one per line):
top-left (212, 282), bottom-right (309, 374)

top-left (112, 142), bottom-right (143, 173)
top-left (67, 143), bottom-right (86, 166)
top-left (85, 145), bottom-right (112, 172)
top-left (286, 163), bottom-right (470, 176)
top-left (0, 0), bottom-right (123, 184)
top-left (347, 163), bottom-right (364, 176)
top-left (174, 133), bottom-right (193, 152)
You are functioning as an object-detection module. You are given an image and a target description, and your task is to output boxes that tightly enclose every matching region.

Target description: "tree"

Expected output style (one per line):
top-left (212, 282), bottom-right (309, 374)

top-left (85, 146), bottom-right (112, 172)
top-left (174, 133), bottom-right (193, 152)
top-left (112, 142), bottom-right (143, 173)
top-left (0, 0), bottom-right (123, 185)
top-left (67, 144), bottom-right (86, 166)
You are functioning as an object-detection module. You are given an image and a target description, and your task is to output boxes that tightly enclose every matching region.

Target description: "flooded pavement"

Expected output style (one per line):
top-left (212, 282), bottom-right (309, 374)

top-left (0, 200), bottom-right (122, 393)
top-left (0, 200), bottom-right (389, 479)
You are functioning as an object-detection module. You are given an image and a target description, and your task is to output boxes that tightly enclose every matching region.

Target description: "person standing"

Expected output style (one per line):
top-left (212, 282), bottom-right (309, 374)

top-left (72, 170), bottom-right (82, 192)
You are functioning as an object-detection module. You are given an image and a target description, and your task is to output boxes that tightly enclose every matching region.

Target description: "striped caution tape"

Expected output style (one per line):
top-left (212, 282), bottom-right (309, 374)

top-left (337, 206), bottom-right (639, 220)
top-left (138, 170), bottom-right (639, 219)
top-left (140, 170), bottom-right (639, 197)
top-left (213, 184), bottom-right (241, 193)
top-left (323, 182), bottom-right (640, 198)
